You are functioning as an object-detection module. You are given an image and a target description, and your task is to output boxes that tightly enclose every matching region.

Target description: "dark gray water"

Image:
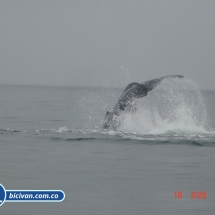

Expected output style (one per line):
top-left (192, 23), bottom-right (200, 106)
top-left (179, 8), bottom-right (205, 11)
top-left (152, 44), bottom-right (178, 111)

top-left (0, 83), bottom-right (215, 215)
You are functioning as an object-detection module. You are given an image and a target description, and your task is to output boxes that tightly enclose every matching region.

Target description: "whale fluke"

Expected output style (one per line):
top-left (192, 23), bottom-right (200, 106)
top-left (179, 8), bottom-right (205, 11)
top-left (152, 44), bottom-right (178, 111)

top-left (103, 75), bottom-right (184, 129)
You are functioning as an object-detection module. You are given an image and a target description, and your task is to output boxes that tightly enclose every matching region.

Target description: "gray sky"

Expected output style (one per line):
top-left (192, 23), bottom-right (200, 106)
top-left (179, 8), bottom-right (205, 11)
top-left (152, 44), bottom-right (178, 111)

top-left (0, 0), bottom-right (215, 89)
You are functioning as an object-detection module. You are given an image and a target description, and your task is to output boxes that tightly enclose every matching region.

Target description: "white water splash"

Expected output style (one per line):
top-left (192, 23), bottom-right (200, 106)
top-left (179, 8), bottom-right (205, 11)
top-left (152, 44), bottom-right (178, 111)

top-left (36, 126), bottom-right (70, 133)
top-left (118, 78), bottom-right (209, 135)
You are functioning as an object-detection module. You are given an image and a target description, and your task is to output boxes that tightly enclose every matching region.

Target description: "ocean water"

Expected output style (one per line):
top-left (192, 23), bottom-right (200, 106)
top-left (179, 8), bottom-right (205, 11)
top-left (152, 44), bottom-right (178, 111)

top-left (0, 79), bottom-right (215, 215)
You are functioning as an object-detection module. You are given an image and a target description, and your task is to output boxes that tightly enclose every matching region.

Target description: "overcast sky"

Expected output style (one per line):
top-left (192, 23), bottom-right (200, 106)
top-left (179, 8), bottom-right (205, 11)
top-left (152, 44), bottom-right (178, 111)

top-left (0, 0), bottom-right (215, 89)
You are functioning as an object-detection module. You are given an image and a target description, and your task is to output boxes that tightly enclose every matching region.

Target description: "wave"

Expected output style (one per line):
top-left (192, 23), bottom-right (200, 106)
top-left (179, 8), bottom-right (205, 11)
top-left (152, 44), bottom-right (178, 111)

top-left (1, 126), bottom-right (215, 146)
top-left (36, 127), bottom-right (215, 146)
top-left (0, 128), bottom-right (20, 133)
top-left (36, 126), bottom-right (70, 133)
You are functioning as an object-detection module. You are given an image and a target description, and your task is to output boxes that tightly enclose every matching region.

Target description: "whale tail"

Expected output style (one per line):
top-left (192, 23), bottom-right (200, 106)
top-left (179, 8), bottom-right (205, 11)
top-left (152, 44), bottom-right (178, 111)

top-left (142, 75), bottom-right (183, 92)
top-left (103, 75), bottom-right (184, 129)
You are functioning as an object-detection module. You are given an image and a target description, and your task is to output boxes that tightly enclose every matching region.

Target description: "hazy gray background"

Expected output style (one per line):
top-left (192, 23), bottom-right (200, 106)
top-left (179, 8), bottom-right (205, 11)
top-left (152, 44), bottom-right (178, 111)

top-left (0, 0), bottom-right (215, 89)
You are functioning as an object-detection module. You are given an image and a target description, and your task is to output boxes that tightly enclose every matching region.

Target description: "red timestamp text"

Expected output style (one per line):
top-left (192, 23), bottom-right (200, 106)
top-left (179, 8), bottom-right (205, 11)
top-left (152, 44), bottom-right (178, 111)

top-left (190, 191), bottom-right (207, 199)
top-left (174, 191), bottom-right (207, 199)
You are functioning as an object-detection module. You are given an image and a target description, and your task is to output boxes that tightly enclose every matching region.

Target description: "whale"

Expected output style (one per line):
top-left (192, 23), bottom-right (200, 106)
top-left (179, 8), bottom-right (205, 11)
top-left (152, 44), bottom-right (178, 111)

top-left (103, 75), bottom-right (184, 129)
